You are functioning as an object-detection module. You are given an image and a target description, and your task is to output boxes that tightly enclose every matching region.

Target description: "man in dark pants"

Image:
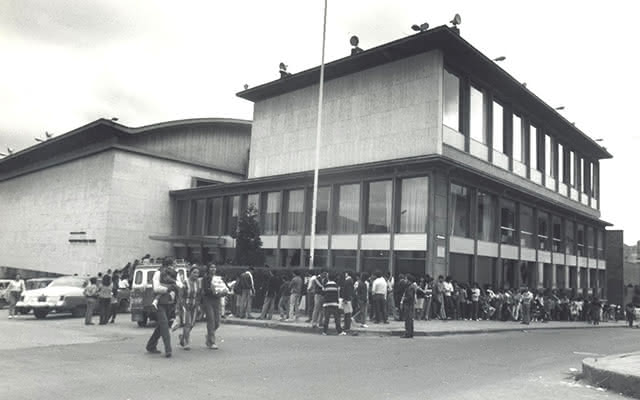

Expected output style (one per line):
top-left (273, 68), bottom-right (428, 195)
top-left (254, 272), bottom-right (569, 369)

top-left (146, 260), bottom-right (175, 358)
top-left (400, 275), bottom-right (417, 338)
top-left (202, 264), bottom-right (226, 349)
top-left (322, 273), bottom-right (344, 335)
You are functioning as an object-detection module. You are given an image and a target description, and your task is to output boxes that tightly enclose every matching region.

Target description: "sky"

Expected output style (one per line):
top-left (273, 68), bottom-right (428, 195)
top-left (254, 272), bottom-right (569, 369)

top-left (0, 0), bottom-right (638, 244)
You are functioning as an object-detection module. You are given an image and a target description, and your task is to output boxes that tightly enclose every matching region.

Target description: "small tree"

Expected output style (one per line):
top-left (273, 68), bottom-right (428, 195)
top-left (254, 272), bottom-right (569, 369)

top-left (232, 204), bottom-right (264, 266)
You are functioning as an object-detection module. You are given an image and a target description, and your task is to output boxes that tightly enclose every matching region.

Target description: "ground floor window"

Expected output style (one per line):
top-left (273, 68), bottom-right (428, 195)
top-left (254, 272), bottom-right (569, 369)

top-left (477, 256), bottom-right (496, 289)
top-left (556, 265), bottom-right (566, 289)
top-left (395, 251), bottom-right (426, 278)
top-left (449, 253), bottom-right (472, 284)
top-left (569, 266), bottom-right (577, 290)
top-left (280, 249), bottom-right (302, 267)
top-left (332, 250), bottom-right (357, 271)
top-left (580, 267), bottom-right (588, 289)
top-left (264, 249), bottom-right (277, 268)
top-left (543, 264), bottom-right (553, 289)
top-left (304, 250), bottom-right (329, 268)
top-left (361, 250), bottom-right (389, 275)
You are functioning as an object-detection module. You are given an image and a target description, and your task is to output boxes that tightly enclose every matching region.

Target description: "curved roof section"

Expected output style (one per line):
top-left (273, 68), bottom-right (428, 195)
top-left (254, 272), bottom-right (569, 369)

top-left (237, 26), bottom-right (611, 160)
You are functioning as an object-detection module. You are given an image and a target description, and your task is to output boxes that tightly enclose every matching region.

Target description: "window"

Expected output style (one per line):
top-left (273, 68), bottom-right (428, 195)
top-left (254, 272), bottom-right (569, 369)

top-left (530, 125), bottom-right (539, 170)
top-left (558, 144), bottom-right (564, 182)
top-left (399, 176), bottom-right (429, 233)
top-left (512, 114), bottom-right (523, 162)
top-left (191, 199), bottom-right (206, 235)
top-left (305, 250), bottom-right (329, 268)
top-left (335, 184), bottom-right (360, 234)
top-left (307, 186), bottom-right (331, 234)
top-left (552, 216), bottom-right (563, 252)
top-left (207, 197), bottom-right (223, 235)
top-left (587, 227), bottom-right (595, 258)
top-left (565, 220), bottom-right (575, 255)
top-left (545, 134), bottom-right (553, 176)
top-left (263, 192), bottom-right (280, 235)
top-left (450, 183), bottom-right (471, 238)
top-left (576, 223), bottom-right (585, 257)
top-left (176, 200), bottom-right (188, 235)
top-left (247, 193), bottom-right (260, 210)
top-left (285, 189), bottom-right (304, 234)
top-left (469, 85), bottom-right (485, 143)
top-left (493, 101), bottom-right (504, 152)
top-left (519, 205), bottom-right (535, 248)
top-left (477, 191), bottom-right (497, 242)
top-left (367, 180), bottom-right (393, 233)
top-left (225, 195), bottom-right (240, 235)
top-left (597, 230), bottom-right (604, 259)
top-left (332, 250), bottom-right (357, 270)
top-left (537, 211), bottom-right (549, 251)
top-left (395, 251), bottom-right (426, 277)
top-left (361, 250), bottom-right (390, 274)
top-left (582, 159), bottom-right (590, 194)
top-left (569, 151), bottom-right (575, 186)
top-left (444, 69), bottom-right (460, 131)
top-left (500, 199), bottom-right (516, 245)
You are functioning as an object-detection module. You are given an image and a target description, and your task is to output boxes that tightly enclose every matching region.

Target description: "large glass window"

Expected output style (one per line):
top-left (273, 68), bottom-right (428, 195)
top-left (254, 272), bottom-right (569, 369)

top-left (597, 230), bottom-right (604, 259)
top-left (530, 125), bottom-right (539, 170)
top-left (587, 227), bottom-right (595, 258)
top-left (565, 220), bottom-right (575, 255)
top-left (450, 183), bottom-right (471, 238)
top-left (207, 197), bottom-right (223, 235)
top-left (335, 184), bottom-right (360, 234)
top-left (477, 191), bottom-right (497, 242)
top-left (569, 150), bottom-right (575, 186)
top-left (552, 216), bottom-right (563, 252)
top-left (176, 200), bottom-right (188, 236)
top-left (361, 250), bottom-right (390, 275)
top-left (367, 180), bottom-right (393, 233)
top-left (263, 192), bottom-right (280, 235)
top-left (444, 69), bottom-right (460, 131)
top-left (395, 251), bottom-right (426, 277)
top-left (332, 250), bottom-right (357, 270)
top-left (225, 195), bottom-right (240, 235)
top-left (545, 134), bottom-right (553, 176)
top-left (469, 85), bottom-right (485, 143)
top-left (537, 211), bottom-right (549, 251)
top-left (399, 177), bottom-right (429, 233)
top-left (285, 189), bottom-right (304, 234)
top-left (582, 159), bottom-right (590, 194)
top-left (576, 223), bottom-right (585, 257)
top-left (191, 199), bottom-right (206, 235)
top-left (307, 186), bottom-right (331, 234)
top-left (558, 143), bottom-right (564, 182)
top-left (512, 114), bottom-right (523, 162)
top-left (247, 193), bottom-right (260, 210)
top-left (519, 204), bottom-right (535, 248)
top-left (493, 101), bottom-right (504, 152)
top-left (500, 199), bottom-right (516, 245)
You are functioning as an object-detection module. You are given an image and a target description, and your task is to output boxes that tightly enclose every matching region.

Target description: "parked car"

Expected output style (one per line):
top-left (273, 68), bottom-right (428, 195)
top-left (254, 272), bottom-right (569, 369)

top-left (0, 279), bottom-right (11, 308)
top-left (16, 276), bottom-right (89, 319)
top-left (26, 278), bottom-right (54, 291)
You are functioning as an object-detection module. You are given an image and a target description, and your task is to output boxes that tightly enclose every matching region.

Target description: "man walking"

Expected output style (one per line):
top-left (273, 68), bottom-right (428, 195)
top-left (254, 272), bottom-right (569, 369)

top-left (354, 273), bottom-right (369, 328)
top-left (146, 259), bottom-right (175, 358)
top-left (400, 275), bottom-right (417, 338)
top-left (322, 273), bottom-right (344, 335)
top-left (372, 271), bottom-right (388, 324)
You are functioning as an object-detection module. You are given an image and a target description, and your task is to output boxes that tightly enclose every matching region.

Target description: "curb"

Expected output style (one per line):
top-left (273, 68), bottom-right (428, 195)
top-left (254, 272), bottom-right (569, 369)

top-left (582, 355), bottom-right (640, 399)
top-left (221, 318), bottom-right (628, 337)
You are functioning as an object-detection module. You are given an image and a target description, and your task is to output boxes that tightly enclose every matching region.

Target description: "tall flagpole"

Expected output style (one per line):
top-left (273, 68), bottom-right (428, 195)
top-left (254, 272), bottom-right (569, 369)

top-left (310, 0), bottom-right (328, 270)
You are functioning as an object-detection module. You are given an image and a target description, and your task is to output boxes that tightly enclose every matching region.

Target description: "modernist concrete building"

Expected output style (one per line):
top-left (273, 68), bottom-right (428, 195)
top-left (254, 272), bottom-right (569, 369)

top-left (0, 118), bottom-right (251, 276)
top-left (167, 26), bottom-right (610, 294)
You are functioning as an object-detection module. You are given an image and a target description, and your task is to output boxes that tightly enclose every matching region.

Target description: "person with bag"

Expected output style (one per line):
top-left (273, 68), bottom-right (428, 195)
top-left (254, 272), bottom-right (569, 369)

top-left (179, 266), bottom-right (202, 350)
top-left (6, 273), bottom-right (26, 319)
top-left (83, 277), bottom-right (99, 325)
top-left (146, 259), bottom-right (176, 358)
top-left (202, 263), bottom-right (228, 350)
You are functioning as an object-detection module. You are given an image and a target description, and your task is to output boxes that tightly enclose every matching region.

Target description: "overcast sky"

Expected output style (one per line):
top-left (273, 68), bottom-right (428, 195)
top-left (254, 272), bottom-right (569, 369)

top-left (1, 0), bottom-right (638, 244)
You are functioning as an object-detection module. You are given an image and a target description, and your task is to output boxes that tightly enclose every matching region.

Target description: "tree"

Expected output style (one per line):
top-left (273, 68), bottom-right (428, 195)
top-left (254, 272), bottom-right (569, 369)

top-left (232, 204), bottom-right (264, 266)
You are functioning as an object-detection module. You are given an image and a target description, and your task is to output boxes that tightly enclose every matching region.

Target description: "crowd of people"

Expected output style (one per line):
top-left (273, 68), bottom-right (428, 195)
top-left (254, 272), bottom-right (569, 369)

top-left (82, 267), bottom-right (129, 325)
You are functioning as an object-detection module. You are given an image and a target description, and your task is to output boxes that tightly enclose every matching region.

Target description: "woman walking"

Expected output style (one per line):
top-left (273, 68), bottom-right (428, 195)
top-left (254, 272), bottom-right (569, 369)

top-left (179, 266), bottom-right (202, 350)
top-left (7, 274), bottom-right (26, 319)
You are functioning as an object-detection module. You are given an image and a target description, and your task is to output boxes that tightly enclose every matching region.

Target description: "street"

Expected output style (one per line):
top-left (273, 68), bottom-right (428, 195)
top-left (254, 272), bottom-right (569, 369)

top-left (0, 310), bottom-right (638, 400)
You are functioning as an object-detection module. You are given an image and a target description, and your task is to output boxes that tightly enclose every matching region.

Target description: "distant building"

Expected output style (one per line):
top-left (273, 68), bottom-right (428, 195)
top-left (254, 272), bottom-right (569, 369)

top-left (607, 230), bottom-right (640, 305)
top-left (0, 118), bottom-right (251, 276)
top-left (166, 26), bottom-right (610, 296)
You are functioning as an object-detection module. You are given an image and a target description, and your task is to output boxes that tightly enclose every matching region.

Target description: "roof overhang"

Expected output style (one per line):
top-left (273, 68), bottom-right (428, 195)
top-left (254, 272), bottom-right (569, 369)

top-left (237, 26), bottom-right (611, 160)
top-left (149, 235), bottom-right (226, 246)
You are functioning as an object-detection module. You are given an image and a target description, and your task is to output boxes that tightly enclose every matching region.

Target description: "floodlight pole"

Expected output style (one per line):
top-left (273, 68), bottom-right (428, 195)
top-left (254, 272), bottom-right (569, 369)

top-left (310, 0), bottom-right (328, 270)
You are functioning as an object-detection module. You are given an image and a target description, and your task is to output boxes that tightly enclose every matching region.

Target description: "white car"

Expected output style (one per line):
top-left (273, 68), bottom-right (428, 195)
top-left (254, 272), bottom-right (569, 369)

top-left (16, 276), bottom-right (89, 319)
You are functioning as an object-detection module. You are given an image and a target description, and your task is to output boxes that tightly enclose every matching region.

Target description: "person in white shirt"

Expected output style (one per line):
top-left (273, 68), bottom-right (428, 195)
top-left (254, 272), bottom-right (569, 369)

top-left (371, 271), bottom-right (388, 324)
top-left (7, 274), bottom-right (26, 319)
top-left (443, 276), bottom-right (454, 320)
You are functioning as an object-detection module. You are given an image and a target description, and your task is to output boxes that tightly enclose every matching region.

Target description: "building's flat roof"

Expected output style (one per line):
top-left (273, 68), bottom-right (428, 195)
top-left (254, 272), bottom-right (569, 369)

top-left (237, 25), bottom-right (611, 160)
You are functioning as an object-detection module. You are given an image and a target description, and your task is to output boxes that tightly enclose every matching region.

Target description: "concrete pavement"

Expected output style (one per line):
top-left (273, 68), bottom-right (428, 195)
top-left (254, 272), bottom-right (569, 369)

top-left (583, 352), bottom-right (640, 399)
top-left (223, 314), bottom-right (628, 336)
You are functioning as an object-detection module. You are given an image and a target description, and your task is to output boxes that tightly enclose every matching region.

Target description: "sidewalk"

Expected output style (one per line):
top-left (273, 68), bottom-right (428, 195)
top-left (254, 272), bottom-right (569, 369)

top-left (582, 352), bottom-right (640, 399)
top-left (222, 315), bottom-right (627, 337)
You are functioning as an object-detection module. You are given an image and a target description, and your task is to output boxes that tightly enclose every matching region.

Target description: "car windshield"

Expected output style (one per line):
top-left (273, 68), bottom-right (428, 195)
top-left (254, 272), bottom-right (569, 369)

top-left (27, 281), bottom-right (52, 290)
top-left (49, 277), bottom-right (87, 288)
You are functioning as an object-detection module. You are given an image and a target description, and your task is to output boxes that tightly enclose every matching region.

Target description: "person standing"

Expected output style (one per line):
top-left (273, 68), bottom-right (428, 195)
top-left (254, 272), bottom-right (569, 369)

top-left (202, 264), bottom-right (227, 350)
top-left (258, 271), bottom-right (280, 320)
top-left (98, 274), bottom-right (112, 325)
top-left (470, 283), bottom-right (481, 321)
top-left (310, 271), bottom-right (326, 328)
top-left (288, 270), bottom-right (303, 322)
top-left (354, 273), bottom-right (369, 328)
top-left (83, 277), bottom-right (99, 325)
top-left (238, 267), bottom-right (255, 319)
top-left (180, 266), bottom-right (202, 350)
top-left (400, 275), bottom-right (418, 338)
top-left (322, 273), bottom-right (344, 335)
top-left (433, 276), bottom-right (446, 320)
top-left (520, 287), bottom-right (534, 325)
top-left (6, 273), bottom-right (26, 319)
top-left (278, 275), bottom-right (291, 321)
top-left (341, 272), bottom-right (355, 333)
top-left (146, 260), bottom-right (176, 358)
top-left (371, 271), bottom-right (388, 324)
top-left (108, 270), bottom-right (120, 323)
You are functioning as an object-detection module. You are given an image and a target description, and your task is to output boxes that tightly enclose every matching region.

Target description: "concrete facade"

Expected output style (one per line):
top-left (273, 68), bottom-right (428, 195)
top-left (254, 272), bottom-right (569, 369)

top-left (249, 51), bottom-right (443, 178)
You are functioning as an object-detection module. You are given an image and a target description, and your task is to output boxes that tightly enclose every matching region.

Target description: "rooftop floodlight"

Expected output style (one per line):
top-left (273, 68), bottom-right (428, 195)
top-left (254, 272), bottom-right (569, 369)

top-left (350, 35), bottom-right (363, 55)
top-left (493, 56), bottom-right (506, 62)
top-left (279, 62), bottom-right (291, 79)
top-left (411, 22), bottom-right (429, 32)
top-left (243, 84), bottom-right (249, 90)
top-left (555, 106), bottom-right (565, 110)
top-left (45, 131), bottom-right (53, 138)
top-left (595, 138), bottom-right (604, 142)
top-left (35, 137), bottom-right (44, 142)
top-left (111, 117), bottom-right (119, 122)
top-left (450, 13), bottom-right (461, 27)
top-left (7, 147), bottom-right (14, 154)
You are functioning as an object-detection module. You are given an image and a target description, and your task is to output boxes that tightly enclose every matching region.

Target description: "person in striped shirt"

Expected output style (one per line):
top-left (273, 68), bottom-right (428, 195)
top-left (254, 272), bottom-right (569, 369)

top-left (322, 273), bottom-right (345, 336)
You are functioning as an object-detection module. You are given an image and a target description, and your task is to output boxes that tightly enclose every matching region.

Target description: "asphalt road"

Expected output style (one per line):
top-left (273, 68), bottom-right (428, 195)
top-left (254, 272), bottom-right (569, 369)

top-left (1, 310), bottom-right (638, 400)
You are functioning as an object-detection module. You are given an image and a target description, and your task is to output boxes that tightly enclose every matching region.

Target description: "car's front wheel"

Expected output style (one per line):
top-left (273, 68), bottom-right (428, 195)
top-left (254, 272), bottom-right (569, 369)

top-left (34, 309), bottom-right (49, 319)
